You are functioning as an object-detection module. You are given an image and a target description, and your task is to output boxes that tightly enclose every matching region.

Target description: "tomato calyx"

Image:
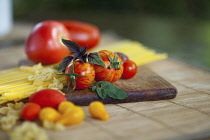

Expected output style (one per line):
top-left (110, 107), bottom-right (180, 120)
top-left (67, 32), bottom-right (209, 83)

top-left (58, 63), bottom-right (86, 90)
top-left (108, 54), bottom-right (123, 70)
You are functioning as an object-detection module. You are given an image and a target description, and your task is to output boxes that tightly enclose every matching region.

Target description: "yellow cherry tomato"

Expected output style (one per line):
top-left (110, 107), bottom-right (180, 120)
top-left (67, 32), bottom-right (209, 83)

top-left (88, 101), bottom-right (109, 121)
top-left (58, 101), bottom-right (75, 114)
top-left (39, 107), bottom-right (61, 122)
top-left (56, 106), bottom-right (85, 126)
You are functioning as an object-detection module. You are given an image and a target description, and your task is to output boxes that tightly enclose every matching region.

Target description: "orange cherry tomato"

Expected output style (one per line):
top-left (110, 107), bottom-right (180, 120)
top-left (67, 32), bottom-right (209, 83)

top-left (65, 61), bottom-right (95, 89)
top-left (93, 50), bottom-right (123, 83)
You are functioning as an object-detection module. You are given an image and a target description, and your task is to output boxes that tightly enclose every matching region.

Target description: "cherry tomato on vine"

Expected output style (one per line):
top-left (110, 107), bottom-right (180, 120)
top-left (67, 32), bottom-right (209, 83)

top-left (25, 20), bottom-right (71, 65)
top-left (65, 61), bottom-right (95, 90)
top-left (122, 60), bottom-right (137, 79)
top-left (94, 50), bottom-right (123, 83)
top-left (60, 20), bottom-right (100, 50)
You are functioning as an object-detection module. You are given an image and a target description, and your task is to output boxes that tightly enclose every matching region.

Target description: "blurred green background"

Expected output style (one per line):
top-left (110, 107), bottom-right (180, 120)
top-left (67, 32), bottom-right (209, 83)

top-left (13, 0), bottom-right (210, 70)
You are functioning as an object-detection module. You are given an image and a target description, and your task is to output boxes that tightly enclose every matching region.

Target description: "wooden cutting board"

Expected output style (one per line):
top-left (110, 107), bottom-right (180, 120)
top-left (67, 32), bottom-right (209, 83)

top-left (63, 65), bottom-right (177, 105)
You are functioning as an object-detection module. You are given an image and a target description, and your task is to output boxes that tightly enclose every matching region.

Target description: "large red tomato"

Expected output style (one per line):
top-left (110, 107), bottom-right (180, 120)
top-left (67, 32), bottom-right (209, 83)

top-left (25, 20), bottom-right (71, 65)
top-left (94, 50), bottom-right (123, 83)
top-left (60, 20), bottom-right (100, 50)
top-left (65, 61), bottom-right (95, 89)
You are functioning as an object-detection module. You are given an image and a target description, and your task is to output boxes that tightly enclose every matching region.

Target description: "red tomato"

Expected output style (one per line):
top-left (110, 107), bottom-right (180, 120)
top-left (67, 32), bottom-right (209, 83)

top-left (20, 103), bottom-right (41, 121)
top-left (29, 89), bottom-right (66, 108)
top-left (94, 50), bottom-right (123, 83)
top-left (25, 20), bottom-right (71, 65)
top-left (65, 61), bottom-right (95, 89)
top-left (60, 20), bottom-right (100, 50)
top-left (122, 60), bottom-right (137, 79)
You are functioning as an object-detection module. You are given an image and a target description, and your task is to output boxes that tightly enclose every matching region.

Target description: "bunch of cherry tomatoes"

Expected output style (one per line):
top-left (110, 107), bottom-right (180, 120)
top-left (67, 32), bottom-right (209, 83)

top-left (25, 20), bottom-right (137, 90)
top-left (65, 50), bottom-right (137, 90)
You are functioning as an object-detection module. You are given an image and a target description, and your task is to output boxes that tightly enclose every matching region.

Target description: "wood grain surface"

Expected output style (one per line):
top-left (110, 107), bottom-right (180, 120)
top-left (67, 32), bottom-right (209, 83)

top-left (64, 66), bottom-right (177, 105)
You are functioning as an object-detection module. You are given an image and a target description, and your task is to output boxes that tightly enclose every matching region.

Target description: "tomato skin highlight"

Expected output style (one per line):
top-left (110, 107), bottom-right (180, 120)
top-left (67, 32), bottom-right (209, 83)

top-left (122, 60), bottom-right (137, 79)
top-left (29, 89), bottom-right (66, 109)
top-left (94, 50), bottom-right (123, 83)
top-left (60, 20), bottom-right (100, 50)
top-left (20, 103), bottom-right (41, 121)
top-left (65, 61), bottom-right (95, 89)
top-left (25, 20), bottom-right (71, 65)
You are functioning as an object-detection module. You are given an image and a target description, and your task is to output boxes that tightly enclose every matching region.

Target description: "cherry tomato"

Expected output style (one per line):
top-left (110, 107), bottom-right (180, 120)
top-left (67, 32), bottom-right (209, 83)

top-left (122, 60), bottom-right (137, 79)
top-left (94, 50), bottom-right (123, 83)
top-left (25, 20), bottom-right (71, 65)
top-left (29, 89), bottom-right (66, 109)
top-left (60, 20), bottom-right (100, 50)
top-left (20, 103), bottom-right (41, 121)
top-left (65, 61), bottom-right (95, 89)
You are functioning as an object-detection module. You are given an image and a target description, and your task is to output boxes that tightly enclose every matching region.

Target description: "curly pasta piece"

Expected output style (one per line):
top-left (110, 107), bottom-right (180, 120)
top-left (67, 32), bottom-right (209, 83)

top-left (9, 121), bottom-right (48, 140)
top-left (48, 77), bottom-right (64, 90)
top-left (43, 121), bottom-right (65, 131)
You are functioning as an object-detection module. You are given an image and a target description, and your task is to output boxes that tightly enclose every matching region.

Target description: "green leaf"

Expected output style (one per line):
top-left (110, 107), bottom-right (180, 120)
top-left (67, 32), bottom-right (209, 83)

top-left (91, 81), bottom-right (127, 100)
top-left (92, 86), bottom-right (97, 92)
top-left (58, 55), bottom-right (73, 72)
top-left (96, 88), bottom-right (106, 99)
top-left (107, 87), bottom-right (127, 99)
top-left (88, 52), bottom-right (105, 67)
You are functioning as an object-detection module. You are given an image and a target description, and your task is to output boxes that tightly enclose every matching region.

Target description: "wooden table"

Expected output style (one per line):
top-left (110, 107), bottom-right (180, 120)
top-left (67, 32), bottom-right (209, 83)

top-left (0, 23), bottom-right (210, 140)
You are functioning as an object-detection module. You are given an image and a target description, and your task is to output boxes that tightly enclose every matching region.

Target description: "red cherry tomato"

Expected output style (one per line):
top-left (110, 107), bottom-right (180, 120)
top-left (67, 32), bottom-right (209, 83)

top-left (29, 89), bottom-right (66, 108)
top-left (25, 20), bottom-right (71, 65)
top-left (20, 103), bottom-right (41, 121)
top-left (94, 50), bottom-right (123, 83)
top-left (60, 20), bottom-right (100, 50)
top-left (65, 61), bottom-right (95, 89)
top-left (122, 60), bottom-right (137, 79)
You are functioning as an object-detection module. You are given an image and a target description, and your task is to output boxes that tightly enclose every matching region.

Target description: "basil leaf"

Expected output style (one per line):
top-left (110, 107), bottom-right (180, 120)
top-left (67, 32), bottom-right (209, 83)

top-left (62, 39), bottom-right (80, 53)
top-left (91, 81), bottom-right (127, 100)
top-left (62, 39), bottom-right (88, 63)
top-left (107, 87), bottom-right (127, 99)
top-left (100, 81), bottom-right (113, 87)
top-left (97, 88), bottom-right (107, 99)
top-left (79, 46), bottom-right (87, 55)
top-left (92, 86), bottom-right (97, 92)
top-left (58, 55), bottom-right (73, 72)
top-left (88, 52), bottom-right (105, 67)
